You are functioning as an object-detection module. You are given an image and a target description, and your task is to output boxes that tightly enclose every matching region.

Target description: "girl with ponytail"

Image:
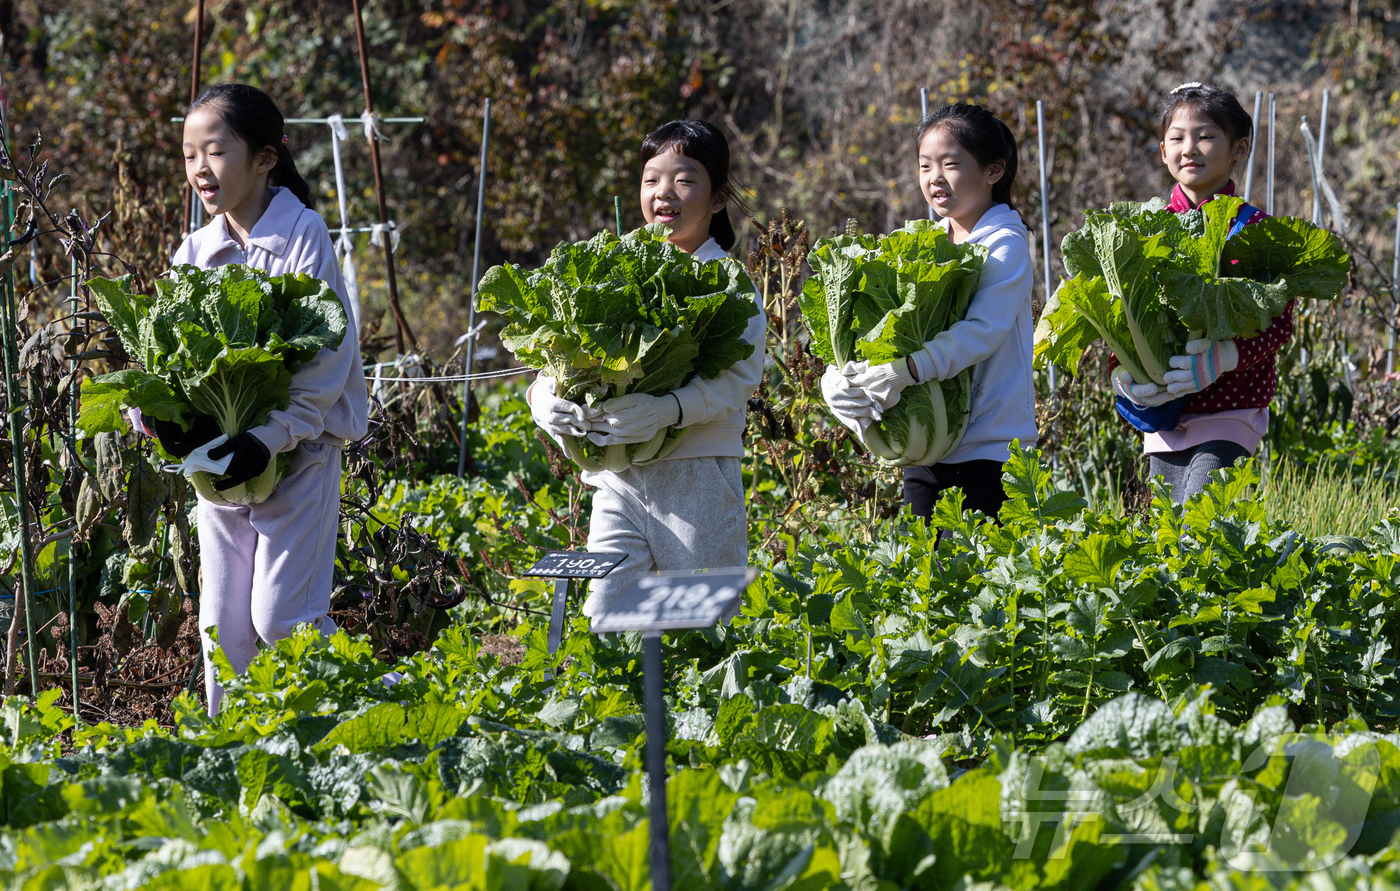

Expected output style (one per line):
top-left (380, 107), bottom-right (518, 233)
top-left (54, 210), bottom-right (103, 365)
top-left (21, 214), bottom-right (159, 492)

top-left (151, 83), bottom-right (368, 713)
top-left (525, 118), bottom-right (765, 616)
top-left (822, 103), bottom-right (1038, 521)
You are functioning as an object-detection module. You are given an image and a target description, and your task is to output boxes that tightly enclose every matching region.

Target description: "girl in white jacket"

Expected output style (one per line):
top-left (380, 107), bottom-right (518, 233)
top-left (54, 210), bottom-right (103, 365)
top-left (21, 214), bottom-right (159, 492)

top-left (152, 84), bottom-right (368, 712)
top-left (823, 104), bottom-right (1036, 520)
top-left (526, 120), bottom-right (763, 617)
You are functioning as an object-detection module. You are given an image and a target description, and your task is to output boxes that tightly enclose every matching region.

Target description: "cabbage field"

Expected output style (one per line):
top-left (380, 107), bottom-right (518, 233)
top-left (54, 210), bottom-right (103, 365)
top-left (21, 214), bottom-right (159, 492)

top-left (5, 82), bottom-right (1400, 891)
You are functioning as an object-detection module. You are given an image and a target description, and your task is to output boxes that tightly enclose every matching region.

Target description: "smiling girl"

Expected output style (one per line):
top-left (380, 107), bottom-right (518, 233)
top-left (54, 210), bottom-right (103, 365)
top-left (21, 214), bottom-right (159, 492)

top-left (145, 84), bottom-right (368, 712)
top-left (822, 103), bottom-right (1037, 521)
top-left (525, 120), bottom-right (763, 616)
top-left (1112, 83), bottom-right (1286, 503)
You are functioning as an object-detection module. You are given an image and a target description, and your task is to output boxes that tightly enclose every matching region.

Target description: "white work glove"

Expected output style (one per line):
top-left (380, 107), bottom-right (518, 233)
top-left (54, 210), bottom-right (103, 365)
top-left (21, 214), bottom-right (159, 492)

top-left (160, 434), bottom-right (232, 477)
top-left (529, 377), bottom-right (596, 439)
top-left (1163, 339), bottom-right (1239, 396)
top-left (849, 357), bottom-right (920, 410)
top-left (1111, 367), bottom-right (1176, 408)
top-left (821, 363), bottom-right (876, 434)
top-left (586, 392), bottom-right (681, 445)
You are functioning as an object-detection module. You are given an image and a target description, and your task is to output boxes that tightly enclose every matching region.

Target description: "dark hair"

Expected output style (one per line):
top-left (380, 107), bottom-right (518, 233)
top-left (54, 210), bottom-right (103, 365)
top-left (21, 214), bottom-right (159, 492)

top-left (915, 103), bottom-right (1019, 209)
top-left (640, 119), bottom-right (745, 251)
top-left (1157, 82), bottom-right (1253, 143)
top-left (189, 83), bottom-right (312, 210)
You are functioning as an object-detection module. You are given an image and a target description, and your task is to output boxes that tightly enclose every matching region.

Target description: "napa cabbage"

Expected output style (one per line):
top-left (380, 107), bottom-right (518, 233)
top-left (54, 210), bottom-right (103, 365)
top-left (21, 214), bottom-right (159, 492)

top-left (476, 224), bottom-right (759, 473)
top-left (798, 220), bottom-right (984, 466)
top-left (1035, 196), bottom-right (1350, 384)
top-left (78, 264), bottom-right (348, 505)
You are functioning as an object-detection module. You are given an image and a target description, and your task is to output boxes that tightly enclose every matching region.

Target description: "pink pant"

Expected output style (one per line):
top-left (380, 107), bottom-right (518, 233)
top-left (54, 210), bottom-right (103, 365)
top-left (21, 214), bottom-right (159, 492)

top-left (195, 442), bottom-right (341, 713)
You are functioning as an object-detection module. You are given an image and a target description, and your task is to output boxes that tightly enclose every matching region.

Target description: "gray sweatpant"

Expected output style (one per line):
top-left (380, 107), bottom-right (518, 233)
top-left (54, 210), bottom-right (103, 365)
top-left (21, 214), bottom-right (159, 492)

top-left (196, 442), bottom-right (341, 713)
top-left (582, 456), bottom-right (748, 617)
top-left (1147, 440), bottom-right (1250, 504)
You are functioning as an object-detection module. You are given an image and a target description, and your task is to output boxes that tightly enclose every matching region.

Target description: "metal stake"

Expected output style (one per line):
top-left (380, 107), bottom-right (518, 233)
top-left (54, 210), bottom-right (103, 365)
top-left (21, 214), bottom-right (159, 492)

top-left (66, 258), bottom-right (81, 718)
top-left (183, 0), bottom-right (207, 238)
top-left (1313, 89), bottom-right (1330, 226)
top-left (352, 0), bottom-right (417, 355)
top-left (1036, 100), bottom-right (1056, 394)
top-left (1266, 93), bottom-right (1276, 216)
top-left (1390, 202), bottom-right (1400, 376)
top-left (0, 182), bottom-right (38, 696)
top-left (457, 98), bottom-right (492, 478)
top-left (547, 579), bottom-right (568, 656)
top-left (921, 88), bottom-right (933, 220)
top-left (614, 196), bottom-right (623, 236)
top-left (642, 632), bottom-right (672, 891)
top-left (1244, 91), bottom-right (1261, 202)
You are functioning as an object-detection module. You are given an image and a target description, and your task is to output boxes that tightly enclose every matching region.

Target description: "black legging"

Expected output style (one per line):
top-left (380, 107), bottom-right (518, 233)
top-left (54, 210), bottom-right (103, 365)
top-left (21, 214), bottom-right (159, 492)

top-left (903, 459), bottom-right (1007, 521)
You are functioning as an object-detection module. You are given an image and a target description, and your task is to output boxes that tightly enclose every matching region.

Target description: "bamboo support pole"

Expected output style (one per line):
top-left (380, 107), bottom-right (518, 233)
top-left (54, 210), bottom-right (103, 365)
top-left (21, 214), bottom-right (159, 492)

top-left (351, 0), bottom-right (417, 356)
top-left (457, 98), bottom-right (491, 478)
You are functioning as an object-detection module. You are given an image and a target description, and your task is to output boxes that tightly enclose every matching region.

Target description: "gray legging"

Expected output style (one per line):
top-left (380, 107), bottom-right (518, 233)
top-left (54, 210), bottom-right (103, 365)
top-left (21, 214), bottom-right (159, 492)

top-left (1147, 440), bottom-right (1250, 504)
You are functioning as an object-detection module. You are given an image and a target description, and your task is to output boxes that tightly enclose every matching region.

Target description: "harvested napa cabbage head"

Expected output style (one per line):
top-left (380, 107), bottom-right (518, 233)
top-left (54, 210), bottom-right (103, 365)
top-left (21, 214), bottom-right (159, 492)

top-left (476, 224), bottom-right (759, 473)
top-left (799, 220), bottom-right (985, 466)
top-left (78, 264), bottom-right (348, 505)
top-left (1035, 196), bottom-right (1350, 384)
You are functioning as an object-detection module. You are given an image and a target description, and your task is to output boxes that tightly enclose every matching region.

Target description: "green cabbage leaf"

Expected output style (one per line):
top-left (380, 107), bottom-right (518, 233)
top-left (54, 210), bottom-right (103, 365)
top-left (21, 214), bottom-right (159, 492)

top-left (798, 220), bottom-right (984, 466)
top-left (78, 264), bottom-right (348, 505)
top-left (475, 224), bottom-right (759, 473)
top-left (1035, 196), bottom-right (1350, 384)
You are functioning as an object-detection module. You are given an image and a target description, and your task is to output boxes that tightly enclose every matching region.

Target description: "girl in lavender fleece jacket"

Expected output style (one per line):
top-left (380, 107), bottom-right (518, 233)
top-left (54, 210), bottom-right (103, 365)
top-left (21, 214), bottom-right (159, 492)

top-left (155, 84), bottom-right (368, 713)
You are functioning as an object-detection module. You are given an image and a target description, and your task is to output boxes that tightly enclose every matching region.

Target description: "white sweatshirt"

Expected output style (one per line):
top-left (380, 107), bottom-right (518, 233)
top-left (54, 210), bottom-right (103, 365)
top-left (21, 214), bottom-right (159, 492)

top-left (172, 188), bottom-right (370, 454)
top-left (908, 203), bottom-right (1037, 464)
top-left (665, 237), bottom-right (765, 460)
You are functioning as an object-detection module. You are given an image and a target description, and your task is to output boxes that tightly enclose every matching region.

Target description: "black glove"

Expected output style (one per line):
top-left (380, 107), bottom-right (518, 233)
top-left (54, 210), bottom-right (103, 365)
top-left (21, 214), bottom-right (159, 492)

top-left (207, 432), bottom-right (272, 491)
top-left (148, 414), bottom-right (222, 458)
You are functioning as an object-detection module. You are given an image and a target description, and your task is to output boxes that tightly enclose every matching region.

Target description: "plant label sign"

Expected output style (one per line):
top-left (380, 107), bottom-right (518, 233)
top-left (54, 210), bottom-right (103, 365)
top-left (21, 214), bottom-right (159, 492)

top-left (590, 567), bottom-right (757, 633)
top-left (523, 551), bottom-right (626, 657)
top-left (524, 551), bottom-right (626, 580)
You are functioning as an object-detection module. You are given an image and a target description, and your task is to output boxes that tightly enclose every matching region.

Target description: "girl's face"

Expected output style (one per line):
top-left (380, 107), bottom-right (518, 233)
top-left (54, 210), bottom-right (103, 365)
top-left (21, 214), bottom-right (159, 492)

top-left (919, 125), bottom-right (1004, 236)
top-left (183, 106), bottom-right (277, 227)
top-left (640, 148), bottom-right (725, 254)
top-left (1159, 106), bottom-right (1249, 205)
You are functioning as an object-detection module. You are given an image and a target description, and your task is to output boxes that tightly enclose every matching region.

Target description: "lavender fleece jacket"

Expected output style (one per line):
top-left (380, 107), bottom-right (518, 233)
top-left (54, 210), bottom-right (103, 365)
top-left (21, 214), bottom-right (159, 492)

top-left (172, 188), bottom-right (370, 455)
top-left (908, 203), bottom-right (1038, 464)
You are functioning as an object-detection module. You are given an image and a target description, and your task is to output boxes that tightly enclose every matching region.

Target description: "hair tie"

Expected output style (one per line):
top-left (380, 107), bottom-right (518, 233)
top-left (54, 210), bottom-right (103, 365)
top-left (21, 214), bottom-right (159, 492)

top-left (281, 135), bottom-right (289, 145)
top-left (1170, 82), bottom-right (1205, 95)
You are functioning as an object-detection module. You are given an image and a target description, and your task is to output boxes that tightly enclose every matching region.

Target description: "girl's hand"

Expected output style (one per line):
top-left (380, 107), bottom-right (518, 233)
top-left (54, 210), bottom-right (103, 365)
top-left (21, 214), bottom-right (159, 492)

top-left (817, 364), bottom-right (873, 428)
top-left (848, 357), bottom-right (920, 410)
top-left (585, 393), bottom-right (681, 445)
top-left (1112, 367), bottom-right (1176, 408)
top-left (1163, 339), bottom-right (1238, 396)
top-left (529, 377), bottom-right (596, 439)
top-left (820, 364), bottom-right (876, 433)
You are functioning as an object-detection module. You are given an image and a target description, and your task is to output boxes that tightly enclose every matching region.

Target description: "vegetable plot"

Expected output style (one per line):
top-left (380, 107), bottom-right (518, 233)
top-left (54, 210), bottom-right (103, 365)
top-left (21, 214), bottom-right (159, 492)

top-left (799, 220), bottom-right (983, 465)
top-left (77, 264), bottom-right (348, 504)
top-left (1034, 196), bottom-right (1350, 384)
top-left (477, 224), bottom-right (759, 473)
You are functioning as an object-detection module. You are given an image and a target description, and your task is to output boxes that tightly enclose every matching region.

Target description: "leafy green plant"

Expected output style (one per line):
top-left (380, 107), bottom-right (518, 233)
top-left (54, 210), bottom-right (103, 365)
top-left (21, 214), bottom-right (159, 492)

top-left (76, 264), bottom-right (348, 505)
top-left (798, 220), bottom-right (984, 465)
top-left (476, 224), bottom-right (759, 473)
top-left (1036, 196), bottom-right (1351, 385)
